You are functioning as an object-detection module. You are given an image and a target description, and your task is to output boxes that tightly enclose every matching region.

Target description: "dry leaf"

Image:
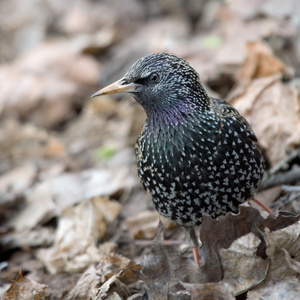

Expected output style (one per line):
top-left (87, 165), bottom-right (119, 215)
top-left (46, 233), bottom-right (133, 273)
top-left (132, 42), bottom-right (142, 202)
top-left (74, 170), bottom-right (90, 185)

top-left (264, 221), bottom-right (300, 280)
top-left (283, 248), bottom-right (300, 273)
top-left (182, 282), bottom-right (235, 300)
top-left (246, 221), bottom-right (300, 299)
top-left (199, 206), bottom-right (265, 282)
top-left (247, 277), bottom-right (300, 300)
top-left (0, 164), bottom-right (37, 223)
top-left (92, 273), bottom-right (130, 300)
top-left (8, 168), bottom-right (127, 231)
top-left (1, 272), bottom-right (49, 300)
top-left (66, 265), bottom-right (100, 300)
top-left (238, 41), bottom-right (288, 83)
top-left (67, 254), bottom-right (140, 300)
top-left (0, 42), bottom-right (100, 128)
top-left (229, 74), bottom-right (300, 164)
top-left (141, 221), bottom-right (203, 299)
top-left (0, 119), bottom-right (66, 174)
top-left (221, 241), bottom-right (269, 295)
top-left (125, 210), bottom-right (173, 240)
top-left (1, 227), bottom-right (54, 250)
top-left (199, 206), bottom-right (300, 282)
top-left (37, 197), bottom-right (121, 274)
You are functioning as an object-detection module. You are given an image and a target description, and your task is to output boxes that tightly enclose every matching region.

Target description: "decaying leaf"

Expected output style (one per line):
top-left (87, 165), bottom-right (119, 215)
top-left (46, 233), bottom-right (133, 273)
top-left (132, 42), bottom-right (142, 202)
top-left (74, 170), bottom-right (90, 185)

top-left (37, 197), bottom-right (121, 274)
top-left (264, 221), bottom-right (300, 281)
top-left (247, 277), bottom-right (300, 300)
top-left (199, 206), bottom-right (299, 282)
top-left (95, 254), bottom-right (141, 285)
top-left (229, 74), bottom-right (300, 164)
top-left (0, 164), bottom-right (37, 205)
top-left (283, 248), bottom-right (300, 273)
top-left (199, 206), bottom-right (264, 282)
top-left (181, 282), bottom-right (235, 300)
top-left (237, 41), bottom-right (289, 83)
top-left (125, 210), bottom-right (173, 240)
top-left (141, 221), bottom-right (204, 299)
top-left (65, 265), bottom-right (100, 300)
top-left (0, 41), bottom-right (100, 128)
top-left (138, 209), bottom-right (300, 299)
top-left (1, 1), bottom-right (300, 298)
top-left (92, 273), bottom-right (130, 300)
top-left (1, 227), bottom-right (54, 250)
top-left (221, 239), bottom-right (269, 295)
top-left (8, 168), bottom-right (129, 232)
top-left (1, 272), bottom-right (50, 300)
top-left (0, 119), bottom-right (66, 174)
top-left (67, 254), bottom-right (140, 300)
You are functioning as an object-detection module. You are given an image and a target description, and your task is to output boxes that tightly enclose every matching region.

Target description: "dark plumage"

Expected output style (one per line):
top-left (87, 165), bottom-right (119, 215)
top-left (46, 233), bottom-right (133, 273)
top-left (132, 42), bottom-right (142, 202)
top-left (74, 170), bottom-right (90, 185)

top-left (92, 53), bottom-right (265, 227)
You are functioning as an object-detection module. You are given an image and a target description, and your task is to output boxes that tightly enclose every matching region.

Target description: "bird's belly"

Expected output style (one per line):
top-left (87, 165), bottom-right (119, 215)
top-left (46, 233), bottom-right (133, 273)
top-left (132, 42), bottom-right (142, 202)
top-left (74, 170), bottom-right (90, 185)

top-left (137, 144), bottom-right (264, 226)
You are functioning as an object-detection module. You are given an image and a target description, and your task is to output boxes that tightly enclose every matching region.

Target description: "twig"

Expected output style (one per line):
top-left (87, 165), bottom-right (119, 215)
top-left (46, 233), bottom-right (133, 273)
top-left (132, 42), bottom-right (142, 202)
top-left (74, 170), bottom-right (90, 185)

top-left (271, 192), bottom-right (300, 210)
top-left (267, 147), bottom-right (300, 176)
top-left (134, 239), bottom-right (185, 246)
top-left (282, 185), bottom-right (300, 192)
top-left (259, 166), bottom-right (300, 191)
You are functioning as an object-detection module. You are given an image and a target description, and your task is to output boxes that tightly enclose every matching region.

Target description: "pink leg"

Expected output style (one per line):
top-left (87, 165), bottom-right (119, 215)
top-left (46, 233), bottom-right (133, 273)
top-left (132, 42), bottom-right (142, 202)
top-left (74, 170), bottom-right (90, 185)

top-left (252, 197), bottom-right (272, 214)
top-left (192, 247), bottom-right (200, 267)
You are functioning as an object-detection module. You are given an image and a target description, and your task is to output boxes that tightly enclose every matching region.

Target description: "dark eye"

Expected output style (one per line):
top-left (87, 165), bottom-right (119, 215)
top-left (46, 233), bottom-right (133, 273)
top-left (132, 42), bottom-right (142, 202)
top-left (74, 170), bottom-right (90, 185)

top-left (149, 73), bottom-right (159, 82)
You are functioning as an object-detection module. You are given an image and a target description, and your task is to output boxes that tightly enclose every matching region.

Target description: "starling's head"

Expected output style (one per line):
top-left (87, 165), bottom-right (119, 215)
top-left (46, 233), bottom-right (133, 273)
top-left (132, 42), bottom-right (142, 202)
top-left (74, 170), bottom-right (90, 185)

top-left (92, 53), bottom-right (210, 116)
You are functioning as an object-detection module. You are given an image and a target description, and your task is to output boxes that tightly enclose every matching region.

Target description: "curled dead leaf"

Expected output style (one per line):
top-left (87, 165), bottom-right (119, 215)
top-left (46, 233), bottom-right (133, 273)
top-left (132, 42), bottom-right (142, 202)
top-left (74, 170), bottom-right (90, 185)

top-left (92, 272), bottom-right (130, 300)
top-left (67, 254), bottom-right (140, 300)
top-left (199, 206), bottom-right (300, 282)
top-left (283, 248), bottom-right (300, 273)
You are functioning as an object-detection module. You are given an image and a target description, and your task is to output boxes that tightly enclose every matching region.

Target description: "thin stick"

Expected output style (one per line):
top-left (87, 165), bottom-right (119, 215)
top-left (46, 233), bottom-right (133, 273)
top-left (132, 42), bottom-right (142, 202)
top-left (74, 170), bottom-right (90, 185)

top-left (259, 166), bottom-right (300, 191)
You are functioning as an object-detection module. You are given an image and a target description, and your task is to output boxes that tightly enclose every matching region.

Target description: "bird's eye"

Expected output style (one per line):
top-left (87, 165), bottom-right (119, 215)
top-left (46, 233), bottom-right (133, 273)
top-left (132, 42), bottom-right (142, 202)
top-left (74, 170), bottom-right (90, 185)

top-left (149, 73), bottom-right (159, 82)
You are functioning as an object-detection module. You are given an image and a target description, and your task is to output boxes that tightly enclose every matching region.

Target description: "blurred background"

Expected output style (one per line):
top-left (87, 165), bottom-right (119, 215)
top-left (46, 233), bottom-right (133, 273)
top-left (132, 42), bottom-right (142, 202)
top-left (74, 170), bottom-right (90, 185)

top-left (1, 0), bottom-right (300, 298)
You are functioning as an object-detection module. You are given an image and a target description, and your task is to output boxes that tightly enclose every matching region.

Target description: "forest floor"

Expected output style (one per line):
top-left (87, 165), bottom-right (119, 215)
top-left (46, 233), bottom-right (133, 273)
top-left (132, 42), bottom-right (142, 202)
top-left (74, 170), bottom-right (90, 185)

top-left (0, 0), bottom-right (300, 299)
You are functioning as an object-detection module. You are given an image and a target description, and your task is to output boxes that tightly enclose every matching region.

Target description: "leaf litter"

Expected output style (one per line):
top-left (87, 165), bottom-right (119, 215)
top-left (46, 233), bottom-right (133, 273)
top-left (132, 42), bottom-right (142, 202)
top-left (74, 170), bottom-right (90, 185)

top-left (0, 0), bottom-right (300, 299)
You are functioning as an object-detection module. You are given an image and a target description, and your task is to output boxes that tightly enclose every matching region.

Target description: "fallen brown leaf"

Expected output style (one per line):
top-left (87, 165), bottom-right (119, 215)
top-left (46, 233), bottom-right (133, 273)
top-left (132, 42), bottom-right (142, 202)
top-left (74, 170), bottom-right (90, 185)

top-left (1, 272), bottom-right (50, 300)
top-left (66, 254), bottom-right (140, 300)
top-left (182, 282), bottom-right (235, 300)
top-left (141, 221), bottom-right (203, 299)
top-left (199, 206), bottom-right (300, 282)
top-left (283, 248), bottom-right (300, 273)
top-left (228, 74), bottom-right (300, 164)
top-left (237, 41), bottom-right (288, 83)
top-left (8, 168), bottom-right (128, 232)
top-left (92, 273), bottom-right (130, 300)
top-left (37, 197), bottom-right (121, 274)
top-left (125, 210), bottom-right (173, 240)
top-left (0, 119), bottom-right (66, 174)
top-left (0, 41), bottom-right (100, 129)
top-left (247, 277), bottom-right (300, 300)
top-left (221, 237), bottom-right (269, 295)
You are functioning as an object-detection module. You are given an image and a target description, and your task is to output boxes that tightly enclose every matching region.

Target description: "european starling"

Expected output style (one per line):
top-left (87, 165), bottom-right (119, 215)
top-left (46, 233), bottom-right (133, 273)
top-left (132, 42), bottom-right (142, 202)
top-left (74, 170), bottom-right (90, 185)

top-left (92, 53), bottom-right (265, 228)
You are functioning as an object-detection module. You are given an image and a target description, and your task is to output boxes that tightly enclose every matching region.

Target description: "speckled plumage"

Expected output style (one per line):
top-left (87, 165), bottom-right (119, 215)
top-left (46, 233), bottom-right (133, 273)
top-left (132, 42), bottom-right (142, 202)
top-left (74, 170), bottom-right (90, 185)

top-left (98, 53), bottom-right (265, 227)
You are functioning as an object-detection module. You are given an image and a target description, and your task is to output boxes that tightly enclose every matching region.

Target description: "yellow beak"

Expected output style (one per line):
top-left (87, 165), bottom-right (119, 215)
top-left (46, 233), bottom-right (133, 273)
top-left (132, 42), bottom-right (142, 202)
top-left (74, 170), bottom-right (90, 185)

top-left (91, 78), bottom-right (141, 98)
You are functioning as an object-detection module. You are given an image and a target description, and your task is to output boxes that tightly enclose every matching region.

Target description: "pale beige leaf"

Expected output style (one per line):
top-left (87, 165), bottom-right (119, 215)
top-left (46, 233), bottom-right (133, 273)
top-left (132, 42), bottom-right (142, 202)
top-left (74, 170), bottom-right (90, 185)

top-left (37, 197), bottom-right (121, 274)
top-left (229, 75), bottom-right (300, 164)
top-left (283, 248), bottom-right (300, 273)
top-left (1, 272), bottom-right (49, 300)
